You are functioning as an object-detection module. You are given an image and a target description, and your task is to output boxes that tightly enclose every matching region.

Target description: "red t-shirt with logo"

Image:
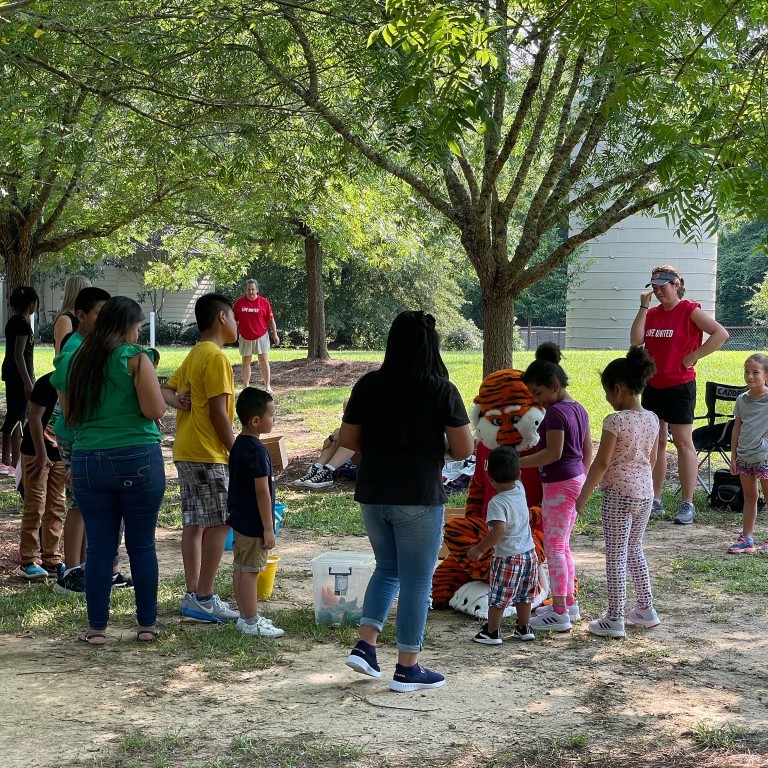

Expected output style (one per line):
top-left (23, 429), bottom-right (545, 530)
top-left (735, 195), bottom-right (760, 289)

top-left (644, 299), bottom-right (702, 388)
top-left (233, 295), bottom-right (273, 340)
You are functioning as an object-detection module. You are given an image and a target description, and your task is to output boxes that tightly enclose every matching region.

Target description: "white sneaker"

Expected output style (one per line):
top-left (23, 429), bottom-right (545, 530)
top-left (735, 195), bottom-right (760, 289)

top-left (588, 615), bottom-right (625, 638)
top-left (237, 616), bottom-right (285, 638)
top-left (530, 610), bottom-right (572, 632)
top-left (625, 605), bottom-right (661, 629)
top-left (534, 602), bottom-right (581, 621)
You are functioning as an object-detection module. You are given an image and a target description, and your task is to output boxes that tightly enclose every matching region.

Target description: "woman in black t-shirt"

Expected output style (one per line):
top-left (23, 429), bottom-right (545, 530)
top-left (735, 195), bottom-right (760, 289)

top-left (340, 311), bottom-right (473, 692)
top-left (1, 286), bottom-right (38, 473)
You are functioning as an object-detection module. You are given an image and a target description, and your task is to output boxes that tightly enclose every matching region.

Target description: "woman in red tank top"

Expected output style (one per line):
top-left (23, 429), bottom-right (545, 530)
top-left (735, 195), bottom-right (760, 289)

top-left (629, 265), bottom-right (729, 525)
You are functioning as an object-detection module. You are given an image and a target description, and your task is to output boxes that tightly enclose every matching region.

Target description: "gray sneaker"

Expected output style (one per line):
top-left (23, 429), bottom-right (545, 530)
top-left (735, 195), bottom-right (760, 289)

top-left (180, 593), bottom-right (239, 623)
top-left (650, 499), bottom-right (665, 518)
top-left (674, 501), bottom-right (696, 525)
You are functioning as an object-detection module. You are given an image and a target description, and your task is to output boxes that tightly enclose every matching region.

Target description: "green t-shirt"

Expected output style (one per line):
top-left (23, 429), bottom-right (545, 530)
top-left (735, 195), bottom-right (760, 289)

top-left (53, 342), bottom-right (161, 451)
top-left (50, 332), bottom-right (83, 444)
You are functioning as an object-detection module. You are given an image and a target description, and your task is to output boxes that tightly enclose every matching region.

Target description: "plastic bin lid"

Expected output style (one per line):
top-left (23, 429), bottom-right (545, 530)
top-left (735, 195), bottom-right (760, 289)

top-left (311, 551), bottom-right (375, 565)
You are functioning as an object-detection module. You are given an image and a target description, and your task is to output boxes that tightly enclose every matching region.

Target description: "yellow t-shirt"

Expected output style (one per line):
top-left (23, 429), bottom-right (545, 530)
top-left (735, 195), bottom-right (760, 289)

top-left (167, 341), bottom-right (234, 464)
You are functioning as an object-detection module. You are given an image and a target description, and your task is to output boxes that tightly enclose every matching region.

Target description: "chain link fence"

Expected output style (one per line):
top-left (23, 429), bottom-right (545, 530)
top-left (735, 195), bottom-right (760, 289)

top-left (516, 326), bottom-right (768, 352)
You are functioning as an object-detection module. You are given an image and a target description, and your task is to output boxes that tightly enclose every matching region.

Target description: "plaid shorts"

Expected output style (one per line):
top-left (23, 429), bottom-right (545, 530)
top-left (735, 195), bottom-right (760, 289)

top-left (176, 461), bottom-right (229, 528)
top-left (488, 550), bottom-right (539, 608)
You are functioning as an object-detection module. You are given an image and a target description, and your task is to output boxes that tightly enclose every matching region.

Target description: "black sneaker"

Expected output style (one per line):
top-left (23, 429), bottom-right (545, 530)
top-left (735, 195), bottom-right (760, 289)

top-left (390, 663), bottom-right (445, 692)
top-left (510, 623), bottom-right (535, 641)
top-left (111, 572), bottom-right (134, 589)
top-left (345, 641), bottom-right (382, 678)
top-left (292, 465), bottom-right (320, 487)
top-left (53, 566), bottom-right (85, 596)
top-left (304, 466), bottom-right (334, 489)
top-left (473, 623), bottom-right (502, 645)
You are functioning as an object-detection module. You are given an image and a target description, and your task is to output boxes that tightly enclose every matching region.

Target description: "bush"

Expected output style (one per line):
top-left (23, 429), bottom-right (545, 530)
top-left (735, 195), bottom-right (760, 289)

top-left (441, 321), bottom-right (483, 351)
top-left (139, 321), bottom-right (178, 345)
top-left (37, 322), bottom-right (55, 344)
top-left (179, 323), bottom-right (201, 346)
top-left (285, 328), bottom-right (308, 348)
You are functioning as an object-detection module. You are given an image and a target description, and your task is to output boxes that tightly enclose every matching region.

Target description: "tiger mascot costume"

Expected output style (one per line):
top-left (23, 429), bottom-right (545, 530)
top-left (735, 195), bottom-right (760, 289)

top-left (432, 369), bottom-right (546, 609)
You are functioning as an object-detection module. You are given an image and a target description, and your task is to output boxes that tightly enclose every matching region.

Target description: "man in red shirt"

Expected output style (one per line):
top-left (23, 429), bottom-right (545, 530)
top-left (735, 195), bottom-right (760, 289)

top-left (233, 279), bottom-right (280, 391)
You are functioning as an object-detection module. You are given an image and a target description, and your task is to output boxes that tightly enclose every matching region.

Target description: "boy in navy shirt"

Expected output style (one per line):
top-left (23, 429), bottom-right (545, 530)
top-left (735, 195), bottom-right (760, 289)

top-left (226, 387), bottom-right (284, 637)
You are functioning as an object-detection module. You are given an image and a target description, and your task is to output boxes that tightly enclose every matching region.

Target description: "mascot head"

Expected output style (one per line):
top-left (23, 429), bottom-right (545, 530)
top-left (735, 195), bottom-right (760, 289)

top-left (471, 369), bottom-right (544, 451)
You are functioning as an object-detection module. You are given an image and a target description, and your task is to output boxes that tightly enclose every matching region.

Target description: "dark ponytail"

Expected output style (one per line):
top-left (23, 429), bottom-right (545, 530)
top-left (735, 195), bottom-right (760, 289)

top-left (601, 346), bottom-right (656, 394)
top-left (9, 286), bottom-right (38, 314)
top-left (523, 343), bottom-right (569, 388)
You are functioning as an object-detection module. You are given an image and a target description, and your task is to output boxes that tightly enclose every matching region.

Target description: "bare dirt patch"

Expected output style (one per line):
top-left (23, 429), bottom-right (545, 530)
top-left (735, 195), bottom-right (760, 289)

top-left (1, 359), bottom-right (767, 767)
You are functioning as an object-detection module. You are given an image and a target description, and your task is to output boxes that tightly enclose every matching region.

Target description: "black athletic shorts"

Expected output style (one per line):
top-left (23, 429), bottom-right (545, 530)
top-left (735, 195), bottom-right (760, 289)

top-left (641, 381), bottom-right (696, 425)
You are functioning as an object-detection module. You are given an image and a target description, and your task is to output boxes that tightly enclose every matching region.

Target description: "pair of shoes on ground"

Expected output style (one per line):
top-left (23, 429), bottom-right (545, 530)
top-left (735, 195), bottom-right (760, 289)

top-left (529, 606), bottom-right (576, 632)
top-left (180, 592), bottom-right (240, 623)
top-left (650, 500), bottom-right (697, 524)
top-left (292, 464), bottom-right (335, 489)
top-left (727, 534), bottom-right (768, 554)
top-left (15, 562), bottom-right (65, 581)
top-left (473, 623), bottom-right (534, 644)
top-left (588, 606), bottom-right (662, 639)
top-left (345, 641), bottom-right (445, 691)
top-left (236, 615), bottom-right (285, 638)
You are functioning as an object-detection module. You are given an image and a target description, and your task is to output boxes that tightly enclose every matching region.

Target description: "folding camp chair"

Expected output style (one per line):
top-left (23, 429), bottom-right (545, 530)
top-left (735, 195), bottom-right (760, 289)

top-left (690, 381), bottom-right (746, 492)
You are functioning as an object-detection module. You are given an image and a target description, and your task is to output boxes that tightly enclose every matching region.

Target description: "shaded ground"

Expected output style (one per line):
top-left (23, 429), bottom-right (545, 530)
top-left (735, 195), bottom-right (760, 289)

top-left (1, 358), bottom-right (767, 767)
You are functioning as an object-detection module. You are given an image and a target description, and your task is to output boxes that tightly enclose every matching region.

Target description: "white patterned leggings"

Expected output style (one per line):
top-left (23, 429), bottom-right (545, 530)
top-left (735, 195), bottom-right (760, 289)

top-left (600, 488), bottom-right (654, 621)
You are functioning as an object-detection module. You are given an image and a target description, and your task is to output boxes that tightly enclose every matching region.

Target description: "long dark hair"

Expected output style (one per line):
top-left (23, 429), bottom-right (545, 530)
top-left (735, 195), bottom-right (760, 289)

top-left (379, 311), bottom-right (449, 382)
top-left (67, 296), bottom-right (144, 425)
top-left (9, 286), bottom-right (38, 314)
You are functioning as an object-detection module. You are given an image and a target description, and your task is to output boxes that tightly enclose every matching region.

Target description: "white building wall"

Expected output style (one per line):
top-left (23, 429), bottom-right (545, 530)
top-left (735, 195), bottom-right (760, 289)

top-left (38, 265), bottom-right (214, 326)
top-left (566, 214), bottom-right (718, 350)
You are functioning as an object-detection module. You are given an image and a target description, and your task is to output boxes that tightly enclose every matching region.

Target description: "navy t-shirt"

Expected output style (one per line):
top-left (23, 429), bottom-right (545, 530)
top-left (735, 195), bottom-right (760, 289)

top-left (343, 372), bottom-right (469, 505)
top-left (20, 372), bottom-right (61, 461)
top-left (226, 434), bottom-right (275, 538)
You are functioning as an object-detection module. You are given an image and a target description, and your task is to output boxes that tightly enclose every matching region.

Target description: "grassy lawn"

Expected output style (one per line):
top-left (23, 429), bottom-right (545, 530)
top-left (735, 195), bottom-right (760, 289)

top-left (26, 345), bottom-right (753, 440)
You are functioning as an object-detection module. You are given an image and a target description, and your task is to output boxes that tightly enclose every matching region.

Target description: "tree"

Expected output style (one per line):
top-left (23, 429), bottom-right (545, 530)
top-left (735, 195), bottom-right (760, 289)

top-left (717, 221), bottom-right (768, 326)
top-left (236, 0), bottom-right (768, 372)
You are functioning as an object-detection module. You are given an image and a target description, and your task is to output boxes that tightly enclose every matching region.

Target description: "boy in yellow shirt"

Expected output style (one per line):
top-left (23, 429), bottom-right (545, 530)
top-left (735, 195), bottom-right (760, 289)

top-left (162, 293), bottom-right (239, 622)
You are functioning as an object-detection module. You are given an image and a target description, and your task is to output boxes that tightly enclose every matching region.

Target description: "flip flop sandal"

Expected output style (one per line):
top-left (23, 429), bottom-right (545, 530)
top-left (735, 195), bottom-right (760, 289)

top-left (136, 629), bottom-right (160, 642)
top-left (78, 631), bottom-right (107, 647)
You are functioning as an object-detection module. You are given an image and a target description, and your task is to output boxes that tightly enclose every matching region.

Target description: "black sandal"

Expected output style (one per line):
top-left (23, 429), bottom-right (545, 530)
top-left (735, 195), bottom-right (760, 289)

top-left (136, 628), bottom-right (160, 642)
top-left (78, 630), bottom-right (107, 647)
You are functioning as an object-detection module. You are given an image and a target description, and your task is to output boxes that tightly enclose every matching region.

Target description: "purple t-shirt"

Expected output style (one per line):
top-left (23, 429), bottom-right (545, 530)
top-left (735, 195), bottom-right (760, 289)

top-left (538, 400), bottom-right (589, 483)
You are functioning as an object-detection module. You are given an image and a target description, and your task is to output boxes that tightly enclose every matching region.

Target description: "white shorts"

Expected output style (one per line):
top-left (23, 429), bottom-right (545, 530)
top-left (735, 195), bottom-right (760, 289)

top-left (239, 332), bottom-right (270, 357)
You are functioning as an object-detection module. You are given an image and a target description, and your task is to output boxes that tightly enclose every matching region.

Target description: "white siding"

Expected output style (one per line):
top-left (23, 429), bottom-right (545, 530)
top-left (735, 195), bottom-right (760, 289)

top-left (566, 214), bottom-right (718, 350)
top-left (38, 264), bottom-right (214, 327)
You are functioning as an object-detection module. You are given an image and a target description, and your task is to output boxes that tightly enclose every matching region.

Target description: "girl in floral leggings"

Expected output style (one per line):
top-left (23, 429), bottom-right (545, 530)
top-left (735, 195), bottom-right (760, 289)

top-left (520, 343), bottom-right (592, 633)
top-left (576, 346), bottom-right (662, 638)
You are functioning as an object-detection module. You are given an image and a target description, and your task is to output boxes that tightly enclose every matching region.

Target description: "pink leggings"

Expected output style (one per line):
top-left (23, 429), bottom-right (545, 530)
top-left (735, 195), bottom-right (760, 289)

top-left (541, 474), bottom-right (584, 597)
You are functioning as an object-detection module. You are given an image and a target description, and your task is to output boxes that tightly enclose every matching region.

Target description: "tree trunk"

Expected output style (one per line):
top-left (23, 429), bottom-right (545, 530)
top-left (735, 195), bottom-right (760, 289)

top-left (480, 287), bottom-right (516, 376)
top-left (3, 246), bottom-right (34, 299)
top-left (304, 228), bottom-right (329, 360)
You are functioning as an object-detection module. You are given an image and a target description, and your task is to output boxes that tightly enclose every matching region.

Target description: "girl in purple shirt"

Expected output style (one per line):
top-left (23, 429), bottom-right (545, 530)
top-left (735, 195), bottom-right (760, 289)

top-left (520, 343), bottom-right (592, 632)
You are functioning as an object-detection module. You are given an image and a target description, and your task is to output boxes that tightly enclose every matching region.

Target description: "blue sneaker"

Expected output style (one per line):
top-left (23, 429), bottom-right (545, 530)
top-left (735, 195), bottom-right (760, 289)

top-left (179, 593), bottom-right (239, 623)
top-left (15, 563), bottom-right (48, 580)
top-left (345, 641), bottom-right (381, 678)
top-left (390, 663), bottom-right (445, 692)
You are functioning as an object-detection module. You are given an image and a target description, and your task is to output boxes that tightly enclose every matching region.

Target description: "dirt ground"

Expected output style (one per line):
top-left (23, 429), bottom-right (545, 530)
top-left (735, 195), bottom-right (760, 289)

top-left (1, 359), bottom-right (767, 767)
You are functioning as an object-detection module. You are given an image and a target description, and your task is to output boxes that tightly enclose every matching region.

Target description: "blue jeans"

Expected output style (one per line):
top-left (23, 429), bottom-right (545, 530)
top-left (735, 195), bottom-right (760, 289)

top-left (72, 444), bottom-right (165, 630)
top-left (360, 504), bottom-right (444, 653)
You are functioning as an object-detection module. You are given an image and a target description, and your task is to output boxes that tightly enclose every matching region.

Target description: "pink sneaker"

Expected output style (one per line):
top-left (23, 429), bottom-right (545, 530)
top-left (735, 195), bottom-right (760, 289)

top-left (0, 463), bottom-right (11, 476)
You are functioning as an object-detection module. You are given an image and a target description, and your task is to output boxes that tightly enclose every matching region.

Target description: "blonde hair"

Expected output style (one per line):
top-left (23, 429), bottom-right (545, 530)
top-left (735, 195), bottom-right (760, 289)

top-left (651, 264), bottom-right (685, 298)
top-left (58, 275), bottom-right (92, 314)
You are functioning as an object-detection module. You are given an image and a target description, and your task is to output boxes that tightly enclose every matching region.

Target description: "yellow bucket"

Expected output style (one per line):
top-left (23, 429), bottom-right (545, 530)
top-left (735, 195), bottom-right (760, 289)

top-left (257, 554), bottom-right (280, 600)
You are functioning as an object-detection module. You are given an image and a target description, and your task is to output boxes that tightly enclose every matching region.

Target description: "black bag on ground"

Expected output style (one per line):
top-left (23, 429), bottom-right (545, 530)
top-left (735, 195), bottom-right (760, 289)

top-left (708, 469), bottom-right (744, 512)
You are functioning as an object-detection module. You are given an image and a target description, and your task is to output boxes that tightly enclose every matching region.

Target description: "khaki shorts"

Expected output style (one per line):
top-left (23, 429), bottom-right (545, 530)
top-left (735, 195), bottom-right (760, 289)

top-left (232, 532), bottom-right (268, 572)
top-left (238, 332), bottom-right (270, 357)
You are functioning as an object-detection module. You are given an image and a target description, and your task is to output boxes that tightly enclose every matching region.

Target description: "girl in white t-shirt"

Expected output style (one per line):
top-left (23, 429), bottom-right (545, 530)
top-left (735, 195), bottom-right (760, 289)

top-left (575, 346), bottom-right (661, 638)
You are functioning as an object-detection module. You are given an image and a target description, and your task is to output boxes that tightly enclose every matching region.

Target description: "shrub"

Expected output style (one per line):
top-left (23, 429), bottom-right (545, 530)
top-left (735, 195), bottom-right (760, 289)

top-left (285, 328), bottom-right (308, 348)
top-left (179, 323), bottom-right (201, 346)
top-left (37, 322), bottom-right (55, 344)
top-left (441, 321), bottom-right (483, 351)
top-left (139, 321), bottom-right (178, 345)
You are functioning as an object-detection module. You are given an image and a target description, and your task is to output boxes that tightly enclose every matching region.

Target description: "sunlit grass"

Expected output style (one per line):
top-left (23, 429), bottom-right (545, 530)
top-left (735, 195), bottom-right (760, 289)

top-left (280, 491), bottom-right (365, 535)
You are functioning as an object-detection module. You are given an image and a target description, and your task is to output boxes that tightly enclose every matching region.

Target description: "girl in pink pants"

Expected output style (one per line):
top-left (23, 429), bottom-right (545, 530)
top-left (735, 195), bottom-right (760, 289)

top-left (520, 343), bottom-right (592, 632)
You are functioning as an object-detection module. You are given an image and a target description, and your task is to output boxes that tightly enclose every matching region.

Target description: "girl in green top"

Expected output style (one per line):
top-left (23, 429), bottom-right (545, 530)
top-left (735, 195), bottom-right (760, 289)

top-left (62, 297), bottom-right (167, 646)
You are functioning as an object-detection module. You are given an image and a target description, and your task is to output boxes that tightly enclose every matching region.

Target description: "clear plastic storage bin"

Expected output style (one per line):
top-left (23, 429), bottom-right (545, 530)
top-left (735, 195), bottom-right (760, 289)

top-left (310, 551), bottom-right (376, 626)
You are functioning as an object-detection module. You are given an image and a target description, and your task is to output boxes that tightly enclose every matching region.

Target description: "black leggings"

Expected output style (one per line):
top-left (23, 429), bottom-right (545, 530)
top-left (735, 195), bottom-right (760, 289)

top-left (1, 377), bottom-right (29, 435)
